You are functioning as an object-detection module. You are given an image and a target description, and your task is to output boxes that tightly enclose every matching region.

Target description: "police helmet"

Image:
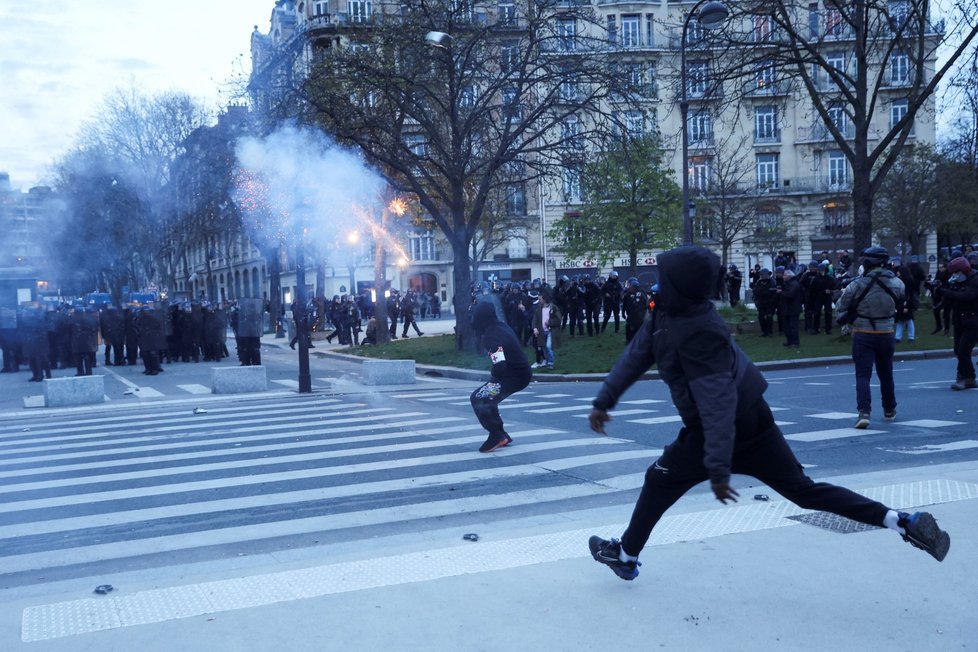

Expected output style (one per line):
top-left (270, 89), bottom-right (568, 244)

top-left (759, 267), bottom-right (771, 276)
top-left (627, 277), bottom-right (639, 288)
top-left (609, 270), bottom-right (619, 279)
top-left (860, 246), bottom-right (889, 268)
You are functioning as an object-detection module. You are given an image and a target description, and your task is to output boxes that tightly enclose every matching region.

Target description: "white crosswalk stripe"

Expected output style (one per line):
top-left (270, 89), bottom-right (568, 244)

top-left (0, 395), bottom-right (655, 589)
top-left (177, 384), bottom-right (212, 395)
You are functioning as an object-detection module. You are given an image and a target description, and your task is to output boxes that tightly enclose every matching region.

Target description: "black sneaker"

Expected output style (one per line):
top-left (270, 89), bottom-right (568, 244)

top-left (883, 409), bottom-right (897, 421)
top-left (854, 412), bottom-right (870, 429)
top-left (478, 432), bottom-right (511, 453)
top-left (588, 536), bottom-right (640, 581)
top-left (899, 512), bottom-right (950, 562)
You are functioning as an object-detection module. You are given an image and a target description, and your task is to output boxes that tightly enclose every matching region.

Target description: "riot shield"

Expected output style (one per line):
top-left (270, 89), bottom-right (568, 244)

top-left (236, 298), bottom-right (263, 338)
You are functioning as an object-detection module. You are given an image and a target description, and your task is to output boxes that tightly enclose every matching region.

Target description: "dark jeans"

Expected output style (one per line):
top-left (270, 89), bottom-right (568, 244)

top-left (852, 331), bottom-right (896, 414)
top-left (620, 399), bottom-right (889, 557)
top-left (952, 321), bottom-right (978, 380)
top-left (601, 302), bottom-right (620, 332)
top-left (782, 311), bottom-right (800, 345)
top-left (758, 308), bottom-right (775, 336)
top-left (470, 379), bottom-right (527, 437)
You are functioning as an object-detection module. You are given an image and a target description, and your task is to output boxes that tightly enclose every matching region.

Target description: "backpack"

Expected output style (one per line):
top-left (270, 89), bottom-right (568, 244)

top-left (836, 275), bottom-right (898, 328)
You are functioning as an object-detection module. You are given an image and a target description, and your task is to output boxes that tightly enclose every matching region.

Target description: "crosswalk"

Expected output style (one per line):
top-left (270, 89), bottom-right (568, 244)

top-left (2, 383), bottom-right (972, 591)
top-left (0, 395), bottom-right (658, 587)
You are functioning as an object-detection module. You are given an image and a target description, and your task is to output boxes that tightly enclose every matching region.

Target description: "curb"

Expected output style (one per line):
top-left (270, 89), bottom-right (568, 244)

top-left (312, 347), bottom-right (958, 383)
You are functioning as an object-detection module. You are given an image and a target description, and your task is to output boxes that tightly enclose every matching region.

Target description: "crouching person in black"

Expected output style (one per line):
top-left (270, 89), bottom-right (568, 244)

top-left (469, 302), bottom-right (532, 453)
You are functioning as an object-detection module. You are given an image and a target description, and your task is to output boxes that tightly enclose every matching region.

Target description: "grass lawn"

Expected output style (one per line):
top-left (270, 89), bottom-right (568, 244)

top-left (348, 304), bottom-right (953, 375)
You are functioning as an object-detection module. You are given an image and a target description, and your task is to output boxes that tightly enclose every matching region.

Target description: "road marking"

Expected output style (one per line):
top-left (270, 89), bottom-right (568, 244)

top-left (627, 415), bottom-right (684, 425)
top-left (415, 376), bottom-right (450, 383)
top-left (804, 382), bottom-right (831, 386)
top-left (132, 386), bottom-right (164, 397)
top-left (528, 404), bottom-right (594, 414)
top-left (898, 419), bottom-right (966, 428)
top-left (785, 428), bottom-right (885, 442)
top-left (620, 399), bottom-right (666, 405)
top-left (535, 393), bottom-right (571, 398)
top-left (497, 401), bottom-right (557, 410)
top-left (809, 412), bottom-right (857, 420)
top-left (272, 379), bottom-right (300, 388)
top-left (23, 479), bottom-right (977, 642)
top-left (887, 440), bottom-right (978, 455)
top-left (390, 391), bottom-right (453, 398)
top-left (177, 384), bottom-right (211, 395)
top-left (573, 409), bottom-right (656, 418)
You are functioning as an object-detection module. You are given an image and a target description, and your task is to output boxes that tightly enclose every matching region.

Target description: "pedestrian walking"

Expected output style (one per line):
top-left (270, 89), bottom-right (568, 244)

top-left (834, 247), bottom-right (905, 428)
top-left (531, 290), bottom-right (560, 370)
top-left (469, 301), bottom-right (532, 453)
top-left (942, 256), bottom-right (978, 390)
top-left (585, 245), bottom-right (950, 582)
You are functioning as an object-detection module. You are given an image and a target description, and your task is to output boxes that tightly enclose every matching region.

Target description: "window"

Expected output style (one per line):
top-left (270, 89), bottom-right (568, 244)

top-left (690, 156), bottom-right (712, 191)
top-left (623, 62), bottom-right (654, 97)
top-left (688, 110), bottom-right (712, 144)
top-left (823, 202), bottom-right (851, 230)
top-left (890, 51), bottom-right (910, 85)
top-left (757, 208), bottom-right (783, 232)
top-left (409, 231), bottom-right (435, 261)
top-left (621, 15), bottom-right (641, 48)
top-left (502, 87), bottom-right (521, 119)
top-left (888, 0), bottom-right (910, 32)
top-left (828, 151), bottom-right (849, 187)
top-left (890, 98), bottom-right (911, 131)
top-left (405, 134), bottom-right (427, 157)
top-left (753, 15), bottom-right (773, 42)
top-left (624, 110), bottom-right (644, 137)
top-left (505, 184), bottom-right (526, 215)
top-left (808, 2), bottom-right (819, 39)
top-left (500, 41), bottom-right (519, 74)
top-left (755, 106), bottom-right (779, 142)
top-left (607, 15), bottom-right (617, 44)
top-left (755, 61), bottom-right (776, 92)
top-left (561, 115), bottom-right (582, 149)
top-left (695, 210), bottom-right (716, 240)
top-left (557, 18), bottom-right (577, 51)
top-left (645, 14), bottom-right (655, 47)
top-left (460, 85), bottom-right (476, 109)
top-left (348, 0), bottom-right (372, 23)
top-left (686, 16), bottom-right (704, 45)
top-left (314, 1), bottom-right (329, 16)
top-left (560, 72), bottom-right (580, 102)
top-left (498, 0), bottom-right (516, 25)
top-left (826, 103), bottom-right (850, 138)
top-left (756, 153), bottom-right (780, 188)
top-left (826, 7), bottom-right (846, 37)
top-left (563, 166), bottom-right (582, 203)
top-left (688, 61), bottom-right (709, 97)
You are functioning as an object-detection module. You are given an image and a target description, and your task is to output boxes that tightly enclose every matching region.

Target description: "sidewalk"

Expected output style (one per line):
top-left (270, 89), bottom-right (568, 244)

top-left (7, 461), bottom-right (976, 650)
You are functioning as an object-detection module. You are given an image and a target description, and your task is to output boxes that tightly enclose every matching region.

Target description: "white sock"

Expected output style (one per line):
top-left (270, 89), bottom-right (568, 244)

top-left (883, 510), bottom-right (905, 535)
top-left (618, 546), bottom-right (639, 563)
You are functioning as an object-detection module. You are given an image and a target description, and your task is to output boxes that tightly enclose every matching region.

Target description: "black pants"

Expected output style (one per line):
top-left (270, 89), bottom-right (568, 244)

top-left (758, 308), bottom-right (775, 336)
top-left (782, 311), bottom-right (800, 345)
top-left (601, 302), bottom-right (620, 333)
top-left (620, 399), bottom-right (889, 557)
top-left (952, 320), bottom-right (978, 380)
top-left (402, 316), bottom-right (422, 336)
top-left (470, 379), bottom-right (527, 437)
top-left (238, 337), bottom-right (261, 365)
top-left (75, 351), bottom-right (95, 376)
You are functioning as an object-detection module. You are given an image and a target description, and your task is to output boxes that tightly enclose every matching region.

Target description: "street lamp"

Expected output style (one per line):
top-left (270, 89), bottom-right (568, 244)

top-left (294, 224), bottom-right (312, 393)
top-left (680, 0), bottom-right (729, 245)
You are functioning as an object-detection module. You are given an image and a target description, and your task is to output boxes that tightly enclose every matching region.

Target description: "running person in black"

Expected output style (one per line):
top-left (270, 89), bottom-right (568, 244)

top-left (586, 245), bottom-right (950, 581)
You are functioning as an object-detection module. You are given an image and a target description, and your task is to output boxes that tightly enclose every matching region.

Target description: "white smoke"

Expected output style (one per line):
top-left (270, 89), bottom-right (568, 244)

top-left (233, 124), bottom-right (387, 260)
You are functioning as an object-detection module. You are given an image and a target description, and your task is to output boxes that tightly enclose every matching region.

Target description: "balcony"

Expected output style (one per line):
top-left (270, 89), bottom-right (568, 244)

top-left (723, 176), bottom-right (853, 195)
top-left (745, 79), bottom-right (792, 97)
top-left (753, 130), bottom-right (782, 145)
top-left (796, 123), bottom-right (855, 143)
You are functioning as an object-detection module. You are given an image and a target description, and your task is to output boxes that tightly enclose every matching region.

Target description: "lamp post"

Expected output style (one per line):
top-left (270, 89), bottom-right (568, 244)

top-left (294, 224), bottom-right (312, 393)
top-left (680, 0), bottom-right (730, 245)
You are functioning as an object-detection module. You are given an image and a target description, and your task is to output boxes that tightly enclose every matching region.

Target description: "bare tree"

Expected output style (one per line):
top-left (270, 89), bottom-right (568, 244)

top-left (711, 0), bottom-right (978, 253)
top-left (874, 143), bottom-right (940, 256)
top-left (289, 0), bottom-right (621, 349)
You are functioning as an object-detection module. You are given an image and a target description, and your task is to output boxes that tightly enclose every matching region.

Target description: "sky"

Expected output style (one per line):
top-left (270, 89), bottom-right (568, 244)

top-left (0, 0), bottom-right (275, 191)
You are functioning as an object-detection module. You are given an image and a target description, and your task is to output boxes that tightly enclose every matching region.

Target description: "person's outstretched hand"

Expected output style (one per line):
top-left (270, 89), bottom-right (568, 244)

top-left (589, 408), bottom-right (611, 435)
top-left (711, 482), bottom-right (740, 505)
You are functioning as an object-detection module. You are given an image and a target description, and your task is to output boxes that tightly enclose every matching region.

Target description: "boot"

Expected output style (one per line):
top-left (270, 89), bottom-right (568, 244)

top-left (951, 377), bottom-right (978, 391)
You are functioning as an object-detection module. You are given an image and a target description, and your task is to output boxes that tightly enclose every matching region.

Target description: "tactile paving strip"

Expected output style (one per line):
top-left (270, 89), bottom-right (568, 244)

top-left (22, 479), bottom-right (978, 642)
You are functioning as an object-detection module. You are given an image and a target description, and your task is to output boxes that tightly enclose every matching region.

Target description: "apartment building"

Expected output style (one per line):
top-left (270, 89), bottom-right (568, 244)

top-left (0, 173), bottom-right (61, 305)
top-left (249, 0), bottom-right (941, 307)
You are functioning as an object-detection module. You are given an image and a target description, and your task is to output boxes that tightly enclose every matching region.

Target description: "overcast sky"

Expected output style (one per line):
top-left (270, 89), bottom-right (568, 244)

top-left (0, 0), bottom-right (274, 190)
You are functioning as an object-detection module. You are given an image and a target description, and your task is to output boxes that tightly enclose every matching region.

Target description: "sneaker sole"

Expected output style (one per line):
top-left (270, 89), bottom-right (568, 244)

top-left (588, 536), bottom-right (639, 581)
top-left (480, 436), bottom-right (512, 453)
top-left (855, 420), bottom-right (870, 429)
top-left (906, 513), bottom-right (951, 562)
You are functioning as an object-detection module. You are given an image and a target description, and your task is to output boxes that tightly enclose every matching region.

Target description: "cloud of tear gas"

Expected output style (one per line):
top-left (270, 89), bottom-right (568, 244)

top-left (232, 125), bottom-right (387, 262)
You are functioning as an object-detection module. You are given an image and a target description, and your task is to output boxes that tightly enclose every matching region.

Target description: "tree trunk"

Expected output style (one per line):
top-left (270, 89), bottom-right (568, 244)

top-left (852, 169), bottom-right (874, 255)
top-left (452, 234), bottom-right (475, 352)
top-left (374, 231), bottom-right (390, 345)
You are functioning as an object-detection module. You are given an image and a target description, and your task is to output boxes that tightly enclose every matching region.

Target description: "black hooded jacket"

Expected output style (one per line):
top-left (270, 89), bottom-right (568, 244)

top-left (593, 246), bottom-right (769, 484)
top-left (471, 301), bottom-right (532, 390)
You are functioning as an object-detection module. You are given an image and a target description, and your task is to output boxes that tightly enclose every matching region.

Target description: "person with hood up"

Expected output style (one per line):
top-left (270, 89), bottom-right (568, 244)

top-left (469, 301), bottom-right (533, 452)
top-left (586, 245), bottom-right (949, 582)
top-left (942, 255), bottom-right (978, 390)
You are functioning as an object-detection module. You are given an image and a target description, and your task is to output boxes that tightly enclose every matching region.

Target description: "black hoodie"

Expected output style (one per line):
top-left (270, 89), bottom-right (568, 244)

top-left (593, 246), bottom-right (769, 485)
top-left (471, 301), bottom-right (532, 390)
